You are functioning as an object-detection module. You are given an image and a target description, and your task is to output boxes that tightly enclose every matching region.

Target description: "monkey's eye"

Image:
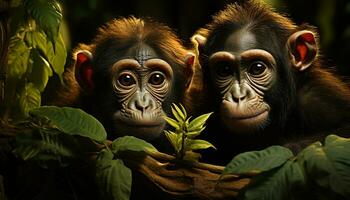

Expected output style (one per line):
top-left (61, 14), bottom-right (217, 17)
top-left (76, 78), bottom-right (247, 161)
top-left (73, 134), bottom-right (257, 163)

top-left (149, 73), bottom-right (165, 85)
top-left (217, 65), bottom-right (233, 77)
top-left (118, 74), bottom-right (136, 86)
top-left (248, 62), bottom-right (267, 75)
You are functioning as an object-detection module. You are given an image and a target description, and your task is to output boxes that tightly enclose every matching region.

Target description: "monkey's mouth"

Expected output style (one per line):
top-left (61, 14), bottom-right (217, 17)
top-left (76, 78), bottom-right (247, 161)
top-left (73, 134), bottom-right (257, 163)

top-left (220, 101), bottom-right (270, 133)
top-left (114, 115), bottom-right (164, 127)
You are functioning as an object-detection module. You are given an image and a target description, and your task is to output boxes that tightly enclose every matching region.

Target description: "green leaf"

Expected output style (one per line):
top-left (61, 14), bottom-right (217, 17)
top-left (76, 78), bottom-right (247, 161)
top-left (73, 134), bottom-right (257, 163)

top-left (171, 106), bottom-right (184, 123)
top-left (183, 151), bottom-right (201, 162)
top-left (163, 116), bottom-right (180, 130)
top-left (164, 130), bottom-right (179, 152)
top-left (24, 29), bottom-right (66, 82)
top-left (186, 126), bottom-right (205, 138)
top-left (224, 146), bottom-right (294, 175)
top-left (298, 135), bottom-right (350, 197)
top-left (111, 136), bottom-right (157, 154)
top-left (24, 29), bottom-right (47, 53)
top-left (30, 106), bottom-right (107, 142)
top-left (24, 0), bottom-right (62, 45)
top-left (188, 112), bottom-right (213, 132)
top-left (179, 104), bottom-right (187, 118)
top-left (185, 139), bottom-right (216, 151)
top-left (7, 35), bottom-right (30, 79)
top-left (28, 49), bottom-right (53, 91)
top-left (46, 32), bottom-right (66, 82)
top-left (96, 149), bottom-right (131, 200)
top-left (172, 103), bottom-right (186, 121)
top-left (243, 160), bottom-right (306, 200)
top-left (19, 82), bottom-right (41, 117)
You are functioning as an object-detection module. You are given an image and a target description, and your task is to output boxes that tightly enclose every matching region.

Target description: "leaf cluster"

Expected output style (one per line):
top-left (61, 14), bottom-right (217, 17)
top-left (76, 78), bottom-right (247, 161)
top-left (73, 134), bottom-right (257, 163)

top-left (224, 135), bottom-right (350, 200)
top-left (12, 106), bottom-right (157, 200)
top-left (1, 0), bottom-right (66, 119)
top-left (163, 103), bottom-right (215, 162)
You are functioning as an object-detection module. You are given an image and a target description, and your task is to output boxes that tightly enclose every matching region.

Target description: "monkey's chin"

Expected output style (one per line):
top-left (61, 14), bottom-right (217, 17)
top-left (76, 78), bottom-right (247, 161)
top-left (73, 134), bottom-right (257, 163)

top-left (221, 110), bottom-right (269, 134)
top-left (113, 115), bottom-right (166, 141)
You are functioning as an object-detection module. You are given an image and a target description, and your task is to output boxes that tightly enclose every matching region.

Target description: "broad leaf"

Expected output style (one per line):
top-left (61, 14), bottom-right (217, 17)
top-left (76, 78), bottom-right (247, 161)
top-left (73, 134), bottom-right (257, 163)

top-left (24, 0), bottom-right (62, 45)
top-left (7, 35), bottom-right (30, 78)
top-left (30, 106), bottom-right (107, 142)
top-left (24, 29), bottom-right (47, 53)
top-left (185, 139), bottom-right (216, 151)
top-left (188, 112), bottom-right (213, 131)
top-left (96, 149), bottom-right (131, 200)
top-left (111, 136), bottom-right (157, 154)
top-left (46, 33), bottom-right (66, 82)
top-left (298, 135), bottom-right (350, 198)
top-left (28, 49), bottom-right (53, 91)
top-left (224, 146), bottom-right (294, 175)
top-left (19, 82), bottom-right (41, 117)
top-left (243, 160), bottom-right (306, 200)
top-left (163, 116), bottom-right (180, 130)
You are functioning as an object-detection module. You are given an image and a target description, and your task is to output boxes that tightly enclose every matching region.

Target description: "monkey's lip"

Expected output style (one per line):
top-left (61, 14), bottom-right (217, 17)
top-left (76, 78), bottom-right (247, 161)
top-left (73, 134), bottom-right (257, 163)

top-left (114, 115), bottom-right (164, 127)
top-left (229, 110), bottom-right (269, 120)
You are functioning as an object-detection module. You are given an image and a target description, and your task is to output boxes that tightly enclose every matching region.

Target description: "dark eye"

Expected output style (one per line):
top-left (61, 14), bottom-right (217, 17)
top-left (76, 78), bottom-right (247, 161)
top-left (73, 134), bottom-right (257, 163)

top-left (149, 73), bottom-right (165, 85)
top-left (248, 62), bottom-right (267, 75)
top-left (118, 74), bottom-right (135, 86)
top-left (217, 65), bottom-right (233, 77)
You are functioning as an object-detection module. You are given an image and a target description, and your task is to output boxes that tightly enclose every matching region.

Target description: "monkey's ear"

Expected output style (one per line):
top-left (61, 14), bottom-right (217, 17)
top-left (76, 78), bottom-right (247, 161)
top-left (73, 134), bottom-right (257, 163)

top-left (191, 34), bottom-right (207, 56)
top-left (75, 50), bottom-right (94, 91)
top-left (287, 30), bottom-right (318, 71)
top-left (184, 52), bottom-right (195, 89)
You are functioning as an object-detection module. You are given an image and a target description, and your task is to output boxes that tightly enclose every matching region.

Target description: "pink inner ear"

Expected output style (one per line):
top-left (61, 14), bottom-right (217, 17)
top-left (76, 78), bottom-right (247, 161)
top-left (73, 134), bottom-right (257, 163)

top-left (84, 68), bottom-right (94, 90)
top-left (296, 41), bottom-right (308, 61)
top-left (77, 52), bottom-right (89, 65)
top-left (76, 52), bottom-right (94, 90)
top-left (300, 33), bottom-right (315, 44)
top-left (295, 33), bottom-right (315, 62)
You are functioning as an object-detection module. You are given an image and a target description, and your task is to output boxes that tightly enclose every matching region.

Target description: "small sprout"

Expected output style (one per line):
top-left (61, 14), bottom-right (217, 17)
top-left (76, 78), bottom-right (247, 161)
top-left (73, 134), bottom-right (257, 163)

top-left (163, 103), bottom-right (215, 161)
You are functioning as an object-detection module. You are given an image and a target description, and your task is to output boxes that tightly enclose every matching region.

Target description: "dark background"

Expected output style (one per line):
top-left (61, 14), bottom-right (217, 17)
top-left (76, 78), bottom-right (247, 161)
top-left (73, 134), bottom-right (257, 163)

top-left (60, 0), bottom-right (350, 75)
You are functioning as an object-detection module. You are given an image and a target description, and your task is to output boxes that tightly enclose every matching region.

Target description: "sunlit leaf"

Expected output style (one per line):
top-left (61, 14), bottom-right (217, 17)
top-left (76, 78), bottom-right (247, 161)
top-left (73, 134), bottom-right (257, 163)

top-left (171, 106), bottom-right (183, 123)
top-left (7, 35), bottom-right (30, 78)
top-left (185, 139), bottom-right (216, 151)
top-left (45, 32), bottom-right (66, 82)
top-left (172, 103), bottom-right (186, 121)
top-left (28, 49), bottom-right (53, 92)
top-left (186, 126), bottom-right (205, 138)
top-left (163, 116), bottom-right (180, 130)
top-left (24, 0), bottom-right (62, 45)
top-left (183, 151), bottom-right (201, 162)
top-left (19, 82), bottom-right (41, 117)
top-left (188, 112), bottom-right (213, 131)
top-left (164, 130), bottom-right (179, 152)
top-left (111, 136), bottom-right (157, 154)
top-left (179, 104), bottom-right (187, 118)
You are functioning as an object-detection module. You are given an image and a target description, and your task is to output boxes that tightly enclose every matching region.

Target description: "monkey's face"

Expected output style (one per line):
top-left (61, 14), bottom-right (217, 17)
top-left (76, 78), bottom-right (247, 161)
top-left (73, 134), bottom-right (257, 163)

top-left (208, 30), bottom-right (276, 134)
top-left (110, 44), bottom-right (173, 140)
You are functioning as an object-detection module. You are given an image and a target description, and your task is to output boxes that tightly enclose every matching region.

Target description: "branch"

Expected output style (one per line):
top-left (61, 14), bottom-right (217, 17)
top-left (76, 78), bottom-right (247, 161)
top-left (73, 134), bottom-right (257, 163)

top-left (120, 150), bottom-right (250, 199)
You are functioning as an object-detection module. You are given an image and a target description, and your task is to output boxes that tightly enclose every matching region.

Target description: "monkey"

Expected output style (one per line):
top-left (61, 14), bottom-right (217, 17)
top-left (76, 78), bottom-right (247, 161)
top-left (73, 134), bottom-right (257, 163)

top-left (52, 16), bottom-right (195, 143)
top-left (190, 0), bottom-right (350, 164)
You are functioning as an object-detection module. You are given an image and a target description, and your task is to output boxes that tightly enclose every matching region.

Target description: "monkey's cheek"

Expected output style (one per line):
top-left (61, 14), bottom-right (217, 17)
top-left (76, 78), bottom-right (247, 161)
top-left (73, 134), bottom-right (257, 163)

top-left (221, 110), bottom-right (269, 134)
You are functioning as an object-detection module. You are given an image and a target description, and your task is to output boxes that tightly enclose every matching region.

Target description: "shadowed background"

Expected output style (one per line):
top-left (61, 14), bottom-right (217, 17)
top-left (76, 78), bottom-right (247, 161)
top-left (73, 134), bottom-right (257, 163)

top-left (61, 0), bottom-right (350, 75)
